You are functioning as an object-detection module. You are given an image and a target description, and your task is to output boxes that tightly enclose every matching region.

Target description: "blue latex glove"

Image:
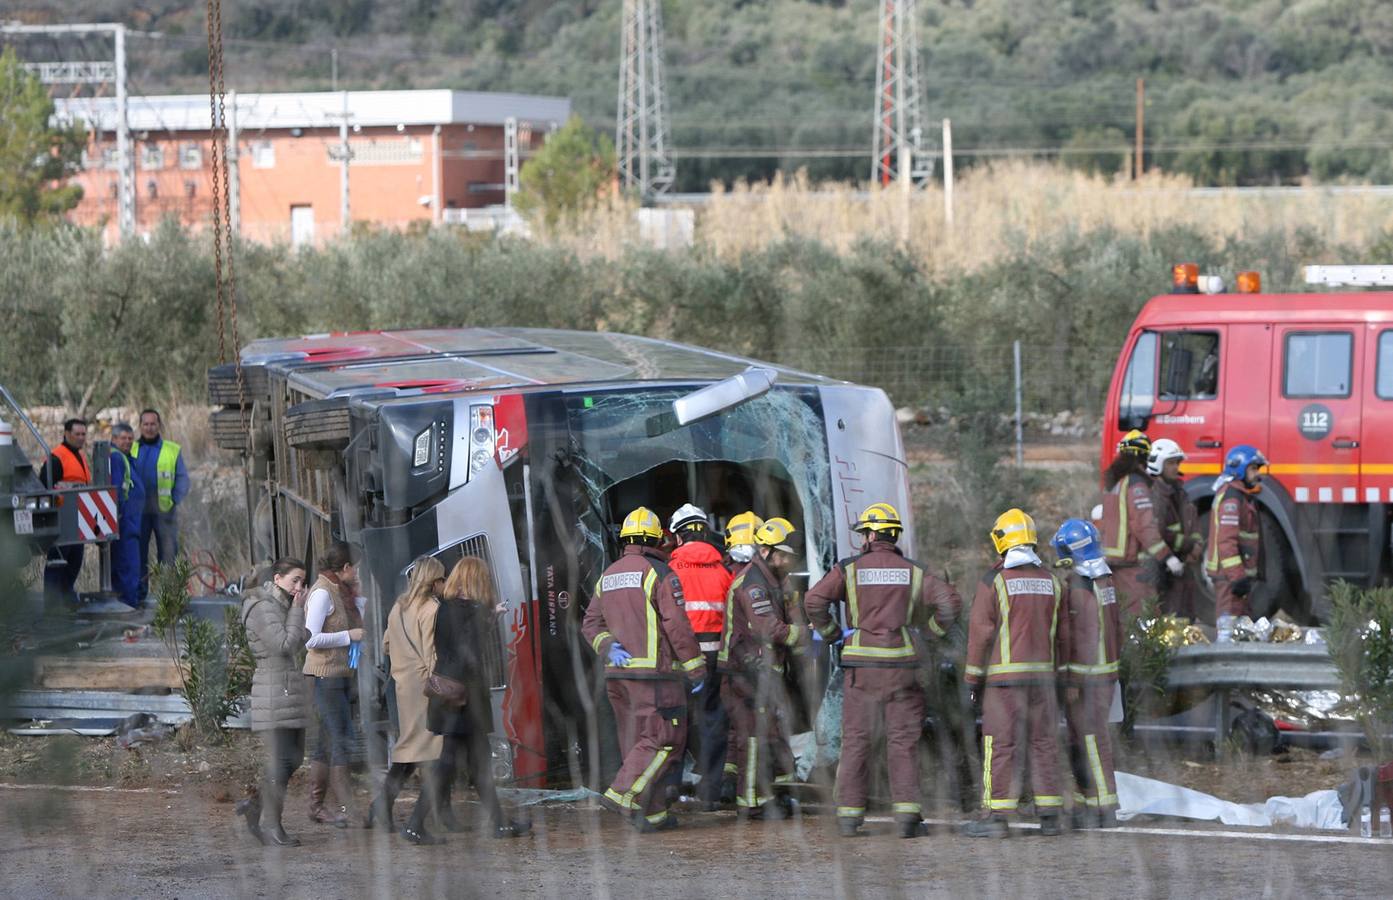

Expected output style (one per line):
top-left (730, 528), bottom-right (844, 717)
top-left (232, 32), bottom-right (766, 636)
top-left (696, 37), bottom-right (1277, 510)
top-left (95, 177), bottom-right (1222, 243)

top-left (812, 629), bottom-right (823, 644)
top-left (607, 641), bottom-right (632, 667)
top-left (347, 640), bottom-right (362, 670)
top-left (838, 628), bottom-right (856, 645)
top-left (691, 680), bottom-right (705, 695)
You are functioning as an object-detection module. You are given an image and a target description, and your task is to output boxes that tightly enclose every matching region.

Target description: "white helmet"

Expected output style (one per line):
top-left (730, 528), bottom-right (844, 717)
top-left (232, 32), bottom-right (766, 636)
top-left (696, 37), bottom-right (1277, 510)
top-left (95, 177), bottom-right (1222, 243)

top-left (1146, 438), bottom-right (1186, 477)
top-left (669, 503), bottom-right (708, 534)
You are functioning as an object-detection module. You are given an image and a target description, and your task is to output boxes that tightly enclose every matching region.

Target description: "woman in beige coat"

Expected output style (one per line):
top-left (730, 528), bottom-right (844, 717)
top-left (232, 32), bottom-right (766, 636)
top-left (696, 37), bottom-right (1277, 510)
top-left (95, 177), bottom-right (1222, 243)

top-left (367, 555), bottom-right (447, 844)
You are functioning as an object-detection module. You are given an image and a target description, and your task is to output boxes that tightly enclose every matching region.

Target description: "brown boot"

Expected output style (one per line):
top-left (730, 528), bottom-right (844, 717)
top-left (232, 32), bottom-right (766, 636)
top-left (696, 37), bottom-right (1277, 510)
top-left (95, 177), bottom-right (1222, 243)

top-left (328, 765), bottom-right (354, 829)
top-left (307, 761), bottom-right (332, 824)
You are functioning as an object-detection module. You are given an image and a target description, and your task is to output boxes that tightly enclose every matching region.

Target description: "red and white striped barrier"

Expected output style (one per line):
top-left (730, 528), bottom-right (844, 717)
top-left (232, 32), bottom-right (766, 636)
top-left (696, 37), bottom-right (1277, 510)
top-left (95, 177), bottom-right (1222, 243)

top-left (76, 488), bottom-right (118, 542)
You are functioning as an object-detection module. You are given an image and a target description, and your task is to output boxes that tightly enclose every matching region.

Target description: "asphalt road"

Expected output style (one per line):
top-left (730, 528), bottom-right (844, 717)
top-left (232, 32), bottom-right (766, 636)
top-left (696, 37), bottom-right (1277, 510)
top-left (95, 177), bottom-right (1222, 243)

top-left (2, 782), bottom-right (1390, 899)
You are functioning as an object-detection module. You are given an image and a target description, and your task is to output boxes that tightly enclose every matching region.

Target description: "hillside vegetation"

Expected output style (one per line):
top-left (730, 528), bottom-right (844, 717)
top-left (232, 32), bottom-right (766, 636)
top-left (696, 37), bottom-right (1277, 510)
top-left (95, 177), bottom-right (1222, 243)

top-left (8, 1), bottom-right (1393, 188)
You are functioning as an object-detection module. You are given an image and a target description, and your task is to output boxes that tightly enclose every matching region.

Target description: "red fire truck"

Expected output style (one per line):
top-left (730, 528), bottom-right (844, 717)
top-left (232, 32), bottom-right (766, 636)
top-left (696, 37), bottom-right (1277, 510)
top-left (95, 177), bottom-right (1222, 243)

top-left (1102, 265), bottom-right (1393, 622)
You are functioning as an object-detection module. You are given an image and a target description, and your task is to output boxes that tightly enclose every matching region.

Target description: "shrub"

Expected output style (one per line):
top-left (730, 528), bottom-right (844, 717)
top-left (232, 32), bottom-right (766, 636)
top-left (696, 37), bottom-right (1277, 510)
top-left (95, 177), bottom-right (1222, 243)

top-left (1326, 581), bottom-right (1393, 760)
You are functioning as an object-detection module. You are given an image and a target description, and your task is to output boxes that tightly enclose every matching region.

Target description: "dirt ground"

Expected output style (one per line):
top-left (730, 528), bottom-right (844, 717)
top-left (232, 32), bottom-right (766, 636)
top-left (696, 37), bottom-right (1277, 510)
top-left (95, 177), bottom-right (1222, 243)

top-left (0, 727), bottom-right (1388, 898)
top-left (2, 776), bottom-right (1392, 900)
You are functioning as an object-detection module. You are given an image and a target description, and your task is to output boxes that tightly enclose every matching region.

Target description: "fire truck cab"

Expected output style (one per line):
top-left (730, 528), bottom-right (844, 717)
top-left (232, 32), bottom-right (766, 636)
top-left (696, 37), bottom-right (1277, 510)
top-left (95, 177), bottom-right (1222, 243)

top-left (1103, 266), bottom-right (1393, 622)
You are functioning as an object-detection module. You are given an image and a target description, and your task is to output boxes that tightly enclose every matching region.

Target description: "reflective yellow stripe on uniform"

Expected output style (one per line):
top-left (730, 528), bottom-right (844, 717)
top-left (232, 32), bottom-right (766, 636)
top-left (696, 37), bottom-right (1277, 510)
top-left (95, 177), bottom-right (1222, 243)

top-left (1146, 541), bottom-right (1168, 557)
top-left (993, 575), bottom-right (1012, 665)
top-left (624, 745), bottom-right (672, 808)
top-left (1068, 661), bottom-right (1120, 676)
top-left (981, 735), bottom-right (994, 810)
top-left (892, 802), bottom-right (921, 815)
top-left (591, 631), bottom-right (614, 655)
top-left (718, 573), bottom-right (745, 666)
top-left (1035, 795), bottom-right (1064, 808)
top-left (782, 624), bottom-right (803, 647)
top-left (1091, 580), bottom-right (1108, 674)
top-left (837, 806), bottom-right (866, 818)
top-left (1103, 485), bottom-right (1128, 559)
top-left (625, 569), bottom-right (662, 668)
top-left (679, 656), bottom-right (704, 673)
top-left (1220, 555), bottom-right (1243, 568)
top-left (843, 562), bottom-right (916, 659)
top-left (1085, 734), bottom-right (1116, 806)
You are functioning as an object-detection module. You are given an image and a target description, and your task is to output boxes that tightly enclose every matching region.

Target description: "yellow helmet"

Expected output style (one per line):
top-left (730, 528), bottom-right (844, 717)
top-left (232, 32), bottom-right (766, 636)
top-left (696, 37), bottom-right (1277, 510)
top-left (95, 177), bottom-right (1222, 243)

top-left (1117, 429), bottom-right (1151, 457)
top-left (620, 506), bottom-right (663, 541)
top-left (754, 517), bottom-right (798, 553)
top-left (725, 510), bottom-right (764, 547)
top-left (854, 502), bottom-right (903, 535)
top-left (990, 508), bottom-right (1038, 555)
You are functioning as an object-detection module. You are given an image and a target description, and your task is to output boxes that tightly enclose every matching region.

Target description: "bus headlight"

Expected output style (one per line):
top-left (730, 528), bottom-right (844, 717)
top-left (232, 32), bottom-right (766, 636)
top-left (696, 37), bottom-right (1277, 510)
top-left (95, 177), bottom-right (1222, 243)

top-left (468, 404), bottom-right (495, 479)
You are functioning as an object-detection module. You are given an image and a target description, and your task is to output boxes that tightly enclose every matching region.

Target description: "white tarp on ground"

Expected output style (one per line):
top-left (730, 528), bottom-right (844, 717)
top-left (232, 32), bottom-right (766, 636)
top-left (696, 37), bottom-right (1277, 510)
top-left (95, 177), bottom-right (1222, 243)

top-left (1116, 771), bottom-right (1345, 830)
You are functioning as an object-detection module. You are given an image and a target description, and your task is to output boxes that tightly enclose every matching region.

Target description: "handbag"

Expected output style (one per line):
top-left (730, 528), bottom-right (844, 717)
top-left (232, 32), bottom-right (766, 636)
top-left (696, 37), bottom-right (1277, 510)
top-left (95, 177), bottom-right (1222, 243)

top-left (401, 606), bottom-right (469, 706)
top-left (425, 671), bottom-right (469, 705)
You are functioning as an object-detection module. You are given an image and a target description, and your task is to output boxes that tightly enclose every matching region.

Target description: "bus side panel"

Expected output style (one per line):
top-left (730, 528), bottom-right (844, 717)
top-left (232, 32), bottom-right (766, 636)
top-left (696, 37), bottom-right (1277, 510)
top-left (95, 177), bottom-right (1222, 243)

top-left (819, 385), bottom-right (915, 560)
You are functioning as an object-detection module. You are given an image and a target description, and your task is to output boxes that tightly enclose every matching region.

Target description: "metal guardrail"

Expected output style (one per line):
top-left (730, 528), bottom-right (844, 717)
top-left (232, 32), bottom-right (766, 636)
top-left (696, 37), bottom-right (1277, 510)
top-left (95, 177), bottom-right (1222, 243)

top-left (1166, 642), bottom-right (1340, 692)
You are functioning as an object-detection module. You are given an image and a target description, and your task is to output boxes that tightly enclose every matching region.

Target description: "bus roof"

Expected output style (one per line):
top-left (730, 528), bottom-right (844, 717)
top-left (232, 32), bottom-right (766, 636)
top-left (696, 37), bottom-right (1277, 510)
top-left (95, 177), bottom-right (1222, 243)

top-left (1135, 292), bottom-right (1393, 329)
top-left (240, 327), bottom-right (841, 400)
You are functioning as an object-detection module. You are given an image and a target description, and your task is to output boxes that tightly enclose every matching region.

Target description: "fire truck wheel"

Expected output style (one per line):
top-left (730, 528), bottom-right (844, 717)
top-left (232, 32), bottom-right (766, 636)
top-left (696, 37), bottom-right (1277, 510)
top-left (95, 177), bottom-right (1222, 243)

top-left (210, 407), bottom-right (251, 452)
top-left (284, 399), bottom-right (352, 450)
top-left (207, 363), bottom-right (269, 407)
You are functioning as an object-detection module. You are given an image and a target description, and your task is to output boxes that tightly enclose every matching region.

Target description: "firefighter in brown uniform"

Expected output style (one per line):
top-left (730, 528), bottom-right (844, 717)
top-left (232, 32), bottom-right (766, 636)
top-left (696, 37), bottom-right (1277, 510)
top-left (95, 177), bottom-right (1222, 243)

top-left (1051, 518), bottom-right (1122, 829)
top-left (962, 508), bottom-right (1070, 838)
top-left (1099, 430), bottom-right (1186, 618)
top-left (1205, 445), bottom-right (1266, 642)
top-left (719, 510), bottom-right (763, 802)
top-left (719, 516), bottom-right (808, 818)
top-left (582, 507), bottom-right (707, 832)
top-left (1147, 438), bottom-right (1205, 619)
top-left (804, 502), bottom-right (961, 839)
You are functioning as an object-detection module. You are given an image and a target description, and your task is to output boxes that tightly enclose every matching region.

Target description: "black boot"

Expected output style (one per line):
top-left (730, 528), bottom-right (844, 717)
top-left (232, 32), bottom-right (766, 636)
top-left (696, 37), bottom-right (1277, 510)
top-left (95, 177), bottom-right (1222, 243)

top-left (837, 816), bottom-right (863, 838)
top-left (365, 772), bottom-right (402, 832)
top-left (262, 781), bottom-right (301, 847)
top-left (961, 816), bottom-right (1010, 838)
top-left (1038, 813), bottom-right (1062, 836)
top-left (898, 817), bottom-right (926, 839)
top-left (235, 793), bottom-right (265, 845)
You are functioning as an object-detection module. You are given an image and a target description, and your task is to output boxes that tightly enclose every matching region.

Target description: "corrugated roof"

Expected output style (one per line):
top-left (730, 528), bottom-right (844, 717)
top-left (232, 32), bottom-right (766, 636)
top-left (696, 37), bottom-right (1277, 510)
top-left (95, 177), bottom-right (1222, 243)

top-left (54, 89), bottom-right (571, 133)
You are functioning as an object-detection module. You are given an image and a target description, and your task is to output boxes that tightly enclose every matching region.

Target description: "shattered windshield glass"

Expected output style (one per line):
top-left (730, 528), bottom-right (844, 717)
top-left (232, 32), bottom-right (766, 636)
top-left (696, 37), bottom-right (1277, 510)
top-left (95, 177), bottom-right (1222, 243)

top-left (558, 386), bottom-right (834, 574)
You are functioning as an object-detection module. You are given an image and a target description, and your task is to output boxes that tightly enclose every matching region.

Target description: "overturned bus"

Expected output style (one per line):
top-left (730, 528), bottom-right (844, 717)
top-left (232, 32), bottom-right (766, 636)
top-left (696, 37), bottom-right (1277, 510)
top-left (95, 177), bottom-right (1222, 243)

top-left (210, 328), bottom-right (912, 786)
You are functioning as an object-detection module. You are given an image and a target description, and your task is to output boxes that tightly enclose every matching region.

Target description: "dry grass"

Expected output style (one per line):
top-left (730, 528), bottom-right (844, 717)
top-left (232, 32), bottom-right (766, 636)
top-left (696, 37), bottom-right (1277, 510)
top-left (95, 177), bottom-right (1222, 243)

top-left (555, 163), bottom-right (1393, 270)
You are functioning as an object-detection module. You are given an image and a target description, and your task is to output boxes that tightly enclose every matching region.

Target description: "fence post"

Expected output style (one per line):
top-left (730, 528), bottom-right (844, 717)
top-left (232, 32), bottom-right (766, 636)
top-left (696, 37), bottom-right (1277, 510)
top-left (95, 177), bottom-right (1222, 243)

top-left (1013, 340), bottom-right (1024, 469)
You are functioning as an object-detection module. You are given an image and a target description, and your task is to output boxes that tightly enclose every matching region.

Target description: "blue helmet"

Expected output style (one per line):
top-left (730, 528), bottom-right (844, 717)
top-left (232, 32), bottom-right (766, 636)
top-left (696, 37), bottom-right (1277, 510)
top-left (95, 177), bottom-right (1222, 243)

top-left (1223, 444), bottom-right (1267, 481)
top-left (1052, 518), bottom-right (1103, 564)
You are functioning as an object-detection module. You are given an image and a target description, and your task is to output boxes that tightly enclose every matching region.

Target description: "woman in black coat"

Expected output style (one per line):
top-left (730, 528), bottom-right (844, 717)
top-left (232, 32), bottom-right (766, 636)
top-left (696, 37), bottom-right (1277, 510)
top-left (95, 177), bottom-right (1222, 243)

top-left (432, 556), bottom-right (529, 838)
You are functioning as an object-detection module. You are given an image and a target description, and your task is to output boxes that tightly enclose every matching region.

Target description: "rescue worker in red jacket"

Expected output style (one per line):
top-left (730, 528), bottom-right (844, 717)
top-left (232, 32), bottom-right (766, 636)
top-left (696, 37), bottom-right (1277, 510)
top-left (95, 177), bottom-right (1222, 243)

top-left (1147, 438), bottom-right (1204, 620)
top-left (719, 516), bottom-right (808, 818)
top-left (805, 502), bottom-right (961, 839)
top-left (720, 510), bottom-right (763, 802)
top-left (1206, 445), bottom-right (1266, 641)
top-left (581, 507), bottom-right (707, 832)
top-left (962, 508), bottom-right (1070, 838)
top-left (666, 503), bottom-right (734, 809)
top-left (1051, 519), bottom-right (1122, 829)
top-left (1099, 430), bottom-right (1185, 618)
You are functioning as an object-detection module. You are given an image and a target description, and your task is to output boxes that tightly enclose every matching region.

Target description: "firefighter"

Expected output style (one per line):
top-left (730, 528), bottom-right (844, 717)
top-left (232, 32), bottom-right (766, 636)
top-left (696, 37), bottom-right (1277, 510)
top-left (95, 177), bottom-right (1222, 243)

top-left (805, 502), bottom-right (961, 839)
top-left (666, 503), bottom-right (734, 809)
top-left (581, 507), bottom-right (707, 832)
top-left (720, 510), bottom-right (763, 800)
top-left (719, 516), bottom-right (808, 818)
top-left (1099, 429), bottom-right (1185, 618)
top-left (1147, 438), bottom-right (1204, 620)
top-left (1206, 445), bottom-right (1266, 642)
top-left (1051, 519), bottom-right (1122, 829)
top-left (109, 423), bottom-right (146, 609)
top-left (962, 509), bottom-right (1070, 838)
top-left (723, 510), bottom-right (763, 572)
top-left (41, 417), bottom-right (90, 605)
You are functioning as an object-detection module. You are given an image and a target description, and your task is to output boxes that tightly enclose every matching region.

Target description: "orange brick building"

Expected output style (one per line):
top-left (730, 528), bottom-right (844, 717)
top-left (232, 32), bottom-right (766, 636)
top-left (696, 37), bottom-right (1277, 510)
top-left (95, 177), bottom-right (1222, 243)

top-left (56, 90), bottom-right (570, 244)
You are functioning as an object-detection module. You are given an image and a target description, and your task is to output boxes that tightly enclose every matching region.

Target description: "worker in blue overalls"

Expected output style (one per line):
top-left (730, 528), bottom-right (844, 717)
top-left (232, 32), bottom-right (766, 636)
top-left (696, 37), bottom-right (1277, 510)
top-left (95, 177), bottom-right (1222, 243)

top-left (109, 423), bottom-right (145, 609)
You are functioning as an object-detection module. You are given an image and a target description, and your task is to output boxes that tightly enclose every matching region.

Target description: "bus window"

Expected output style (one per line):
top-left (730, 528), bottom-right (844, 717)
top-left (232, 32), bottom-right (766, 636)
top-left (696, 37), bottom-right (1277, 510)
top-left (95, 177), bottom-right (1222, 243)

top-left (1284, 332), bottom-right (1353, 398)
top-left (1119, 331), bottom-right (1158, 428)
top-left (1159, 331), bottom-right (1221, 400)
top-left (1378, 331), bottom-right (1393, 399)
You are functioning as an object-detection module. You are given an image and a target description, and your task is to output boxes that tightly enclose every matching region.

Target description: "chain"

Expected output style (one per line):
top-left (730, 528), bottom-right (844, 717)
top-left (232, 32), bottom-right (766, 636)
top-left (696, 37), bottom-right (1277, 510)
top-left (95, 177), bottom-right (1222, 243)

top-left (205, 0), bottom-right (247, 430)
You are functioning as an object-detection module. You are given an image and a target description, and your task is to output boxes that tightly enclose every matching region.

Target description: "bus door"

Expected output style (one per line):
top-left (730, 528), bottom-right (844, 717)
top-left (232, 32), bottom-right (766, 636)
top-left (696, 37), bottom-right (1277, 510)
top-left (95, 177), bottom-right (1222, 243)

top-left (1138, 327), bottom-right (1227, 476)
top-left (1363, 325), bottom-right (1393, 504)
top-left (1270, 325), bottom-right (1364, 504)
